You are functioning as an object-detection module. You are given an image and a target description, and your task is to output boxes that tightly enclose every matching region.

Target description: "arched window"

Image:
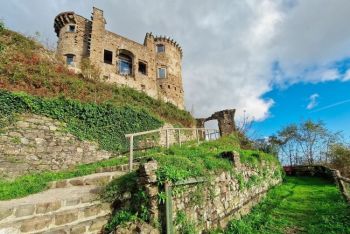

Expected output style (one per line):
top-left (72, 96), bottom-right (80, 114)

top-left (156, 44), bottom-right (165, 53)
top-left (119, 53), bottom-right (132, 75)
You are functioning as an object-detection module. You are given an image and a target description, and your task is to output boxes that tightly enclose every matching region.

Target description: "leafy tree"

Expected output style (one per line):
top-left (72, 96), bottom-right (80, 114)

top-left (274, 120), bottom-right (341, 166)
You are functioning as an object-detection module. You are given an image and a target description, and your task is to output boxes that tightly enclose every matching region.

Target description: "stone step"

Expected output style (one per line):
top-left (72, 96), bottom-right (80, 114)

top-left (48, 171), bottom-right (126, 189)
top-left (0, 201), bottom-right (111, 233)
top-left (0, 185), bottom-right (103, 223)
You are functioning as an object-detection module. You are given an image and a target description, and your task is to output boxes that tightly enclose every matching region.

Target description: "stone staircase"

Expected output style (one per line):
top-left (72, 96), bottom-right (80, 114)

top-left (0, 170), bottom-right (126, 234)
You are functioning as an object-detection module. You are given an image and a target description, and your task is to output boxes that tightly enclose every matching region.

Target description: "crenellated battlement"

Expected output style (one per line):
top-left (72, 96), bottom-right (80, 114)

top-left (54, 12), bottom-right (76, 36)
top-left (145, 32), bottom-right (183, 57)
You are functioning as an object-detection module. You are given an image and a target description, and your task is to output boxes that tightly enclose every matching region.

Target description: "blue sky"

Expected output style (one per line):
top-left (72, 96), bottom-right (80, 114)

top-left (1, 0), bottom-right (350, 138)
top-left (254, 80), bottom-right (350, 138)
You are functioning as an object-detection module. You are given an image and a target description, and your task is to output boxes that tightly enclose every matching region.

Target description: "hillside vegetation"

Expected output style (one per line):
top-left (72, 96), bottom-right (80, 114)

top-left (0, 24), bottom-right (194, 127)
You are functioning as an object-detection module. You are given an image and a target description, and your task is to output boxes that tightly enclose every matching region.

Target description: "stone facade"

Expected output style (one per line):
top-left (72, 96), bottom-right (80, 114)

top-left (137, 154), bottom-right (281, 233)
top-left (0, 114), bottom-right (111, 179)
top-left (54, 7), bottom-right (185, 109)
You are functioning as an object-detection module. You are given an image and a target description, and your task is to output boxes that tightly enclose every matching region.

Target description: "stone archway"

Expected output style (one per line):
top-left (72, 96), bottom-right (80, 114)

top-left (196, 109), bottom-right (236, 137)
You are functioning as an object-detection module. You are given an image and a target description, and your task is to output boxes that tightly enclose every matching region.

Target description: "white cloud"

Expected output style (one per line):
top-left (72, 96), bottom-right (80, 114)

top-left (306, 93), bottom-right (319, 110)
top-left (2, 0), bottom-right (350, 122)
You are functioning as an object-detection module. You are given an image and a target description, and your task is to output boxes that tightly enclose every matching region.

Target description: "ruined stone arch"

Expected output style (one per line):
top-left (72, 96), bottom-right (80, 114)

top-left (196, 109), bottom-right (236, 137)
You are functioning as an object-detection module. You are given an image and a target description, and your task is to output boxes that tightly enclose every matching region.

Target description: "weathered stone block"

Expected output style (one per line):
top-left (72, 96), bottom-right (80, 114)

top-left (15, 204), bottom-right (35, 217)
top-left (69, 179), bottom-right (84, 186)
top-left (0, 207), bottom-right (13, 221)
top-left (65, 198), bottom-right (80, 206)
top-left (20, 216), bottom-right (52, 232)
top-left (84, 205), bottom-right (100, 217)
top-left (70, 225), bottom-right (87, 234)
top-left (54, 211), bottom-right (78, 225)
top-left (89, 217), bottom-right (108, 231)
top-left (36, 201), bottom-right (61, 214)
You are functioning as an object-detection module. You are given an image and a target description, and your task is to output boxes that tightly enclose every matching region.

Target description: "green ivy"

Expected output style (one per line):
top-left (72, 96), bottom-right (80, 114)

top-left (0, 90), bottom-right (163, 152)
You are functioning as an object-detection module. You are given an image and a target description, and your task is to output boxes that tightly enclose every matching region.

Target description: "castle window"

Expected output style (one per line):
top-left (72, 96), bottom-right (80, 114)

top-left (104, 50), bottom-right (113, 64)
top-left (65, 54), bottom-right (75, 66)
top-left (138, 61), bottom-right (147, 75)
top-left (156, 44), bottom-right (165, 53)
top-left (168, 85), bottom-right (171, 89)
top-left (157, 67), bottom-right (166, 79)
top-left (119, 53), bottom-right (132, 75)
top-left (68, 25), bottom-right (76, 32)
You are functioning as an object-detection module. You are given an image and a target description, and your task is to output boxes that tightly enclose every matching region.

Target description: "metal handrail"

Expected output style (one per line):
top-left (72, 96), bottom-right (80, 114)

top-left (125, 127), bottom-right (220, 171)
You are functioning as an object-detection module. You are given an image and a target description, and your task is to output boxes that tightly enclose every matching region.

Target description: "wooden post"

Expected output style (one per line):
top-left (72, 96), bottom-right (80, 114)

top-left (166, 129), bottom-right (169, 148)
top-left (178, 129), bottom-right (181, 147)
top-left (129, 135), bottom-right (134, 172)
top-left (196, 129), bottom-right (199, 144)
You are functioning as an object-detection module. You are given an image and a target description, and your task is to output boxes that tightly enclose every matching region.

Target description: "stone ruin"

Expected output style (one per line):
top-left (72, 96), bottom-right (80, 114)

top-left (196, 109), bottom-right (236, 137)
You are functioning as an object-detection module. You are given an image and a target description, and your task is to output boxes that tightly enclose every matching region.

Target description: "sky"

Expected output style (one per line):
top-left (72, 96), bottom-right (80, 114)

top-left (1, 0), bottom-right (350, 138)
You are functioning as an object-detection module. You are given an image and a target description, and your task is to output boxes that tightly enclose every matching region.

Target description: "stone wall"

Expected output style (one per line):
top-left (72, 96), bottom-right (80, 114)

top-left (138, 153), bottom-right (282, 233)
top-left (0, 114), bottom-right (111, 179)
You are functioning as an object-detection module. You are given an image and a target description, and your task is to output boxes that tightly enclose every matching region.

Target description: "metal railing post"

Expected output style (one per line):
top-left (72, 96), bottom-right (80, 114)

top-left (166, 129), bottom-right (170, 148)
top-left (178, 129), bottom-right (181, 147)
top-left (129, 135), bottom-right (134, 172)
top-left (196, 129), bottom-right (199, 144)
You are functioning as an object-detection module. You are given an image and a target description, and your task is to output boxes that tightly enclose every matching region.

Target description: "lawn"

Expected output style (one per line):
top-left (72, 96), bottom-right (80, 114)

top-left (222, 177), bottom-right (350, 234)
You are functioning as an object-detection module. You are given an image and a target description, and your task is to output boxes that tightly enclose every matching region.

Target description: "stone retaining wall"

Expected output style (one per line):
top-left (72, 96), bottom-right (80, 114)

top-left (138, 153), bottom-right (282, 233)
top-left (0, 114), bottom-right (112, 179)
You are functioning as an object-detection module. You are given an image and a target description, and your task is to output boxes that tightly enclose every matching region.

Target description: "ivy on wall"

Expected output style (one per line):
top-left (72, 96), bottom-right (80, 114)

top-left (0, 90), bottom-right (163, 152)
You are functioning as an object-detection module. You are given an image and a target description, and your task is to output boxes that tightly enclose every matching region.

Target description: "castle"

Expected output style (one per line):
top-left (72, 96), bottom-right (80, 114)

top-left (54, 7), bottom-right (184, 109)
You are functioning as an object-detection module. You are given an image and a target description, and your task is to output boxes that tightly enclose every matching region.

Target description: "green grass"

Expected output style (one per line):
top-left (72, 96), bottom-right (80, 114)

top-left (221, 177), bottom-right (350, 234)
top-left (0, 156), bottom-right (129, 200)
top-left (141, 134), bottom-right (280, 183)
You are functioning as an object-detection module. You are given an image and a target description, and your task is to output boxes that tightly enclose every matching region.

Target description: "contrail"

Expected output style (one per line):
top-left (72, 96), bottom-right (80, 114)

top-left (310, 99), bottom-right (350, 113)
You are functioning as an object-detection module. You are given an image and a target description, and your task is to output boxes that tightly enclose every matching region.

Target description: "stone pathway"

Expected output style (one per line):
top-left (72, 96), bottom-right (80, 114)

top-left (0, 171), bottom-right (126, 234)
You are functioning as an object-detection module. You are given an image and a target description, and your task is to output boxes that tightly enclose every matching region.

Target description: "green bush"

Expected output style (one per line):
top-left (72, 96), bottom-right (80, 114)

top-left (104, 210), bottom-right (138, 233)
top-left (0, 90), bottom-right (163, 152)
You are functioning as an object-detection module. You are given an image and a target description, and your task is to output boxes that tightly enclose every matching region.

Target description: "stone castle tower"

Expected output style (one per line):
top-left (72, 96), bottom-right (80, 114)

top-left (54, 7), bottom-right (184, 109)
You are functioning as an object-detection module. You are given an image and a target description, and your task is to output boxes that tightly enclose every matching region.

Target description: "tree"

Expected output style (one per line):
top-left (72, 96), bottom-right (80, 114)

top-left (274, 120), bottom-right (341, 166)
top-left (277, 124), bottom-right (299, 166)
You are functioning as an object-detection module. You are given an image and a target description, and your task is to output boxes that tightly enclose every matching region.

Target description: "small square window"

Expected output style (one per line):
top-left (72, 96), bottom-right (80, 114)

top-left (157, 67), bottom-right (166, 79)
top-left (68, 25), bottom-right (76, 32)
top-left (156, 44), bottom-right (165, 53)
top-left (138, 61), bottom-right (147, 75)
top-left (66, 54), bottom-right (74, 65)
top-left (104, 50), bottom-right (113, 64)
top-left (168, 85), bottom-right (170, 89)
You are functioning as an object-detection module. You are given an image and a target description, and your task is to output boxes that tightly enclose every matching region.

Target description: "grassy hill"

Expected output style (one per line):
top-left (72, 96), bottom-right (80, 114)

top-left (0, 24), bottom-right (194, 127)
